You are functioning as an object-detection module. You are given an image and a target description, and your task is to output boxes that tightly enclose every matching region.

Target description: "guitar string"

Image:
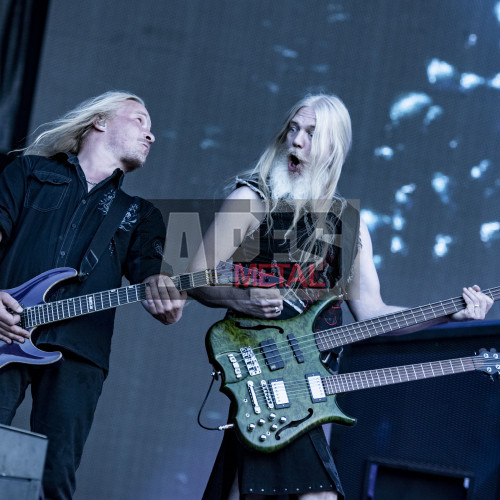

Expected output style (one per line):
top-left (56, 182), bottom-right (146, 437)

top-left (250, 365), bottom-right (473, 405)
top-left (22, 278), bottom-right (499, 342)
top-left (31, 279), bottom-right (495, 351)
top-left (22, 264), bottom-right (275, 327)
top-left (231, 323), bottom-right (480, 379)
top-left (19, 266), bottom-right (231, 326)
top-left (226, 287), bottom-right (500, 369)
top-left (247, 357), bottom-right (478, 401)
top-left (228, 332), bottom-right (496, 398)
top-left (241, 351), bottom-right (481, 399)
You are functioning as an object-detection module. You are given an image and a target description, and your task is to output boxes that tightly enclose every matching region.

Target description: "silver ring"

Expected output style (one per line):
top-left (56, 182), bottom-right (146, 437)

top-left (274, 307), bottom-right (280, 314)
top-left (474, 304), bottom-right (479, 308)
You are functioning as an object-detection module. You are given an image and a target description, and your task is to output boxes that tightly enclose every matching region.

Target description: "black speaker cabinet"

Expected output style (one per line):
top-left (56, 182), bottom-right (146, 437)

top-left (0, 424), bottom-right (48, 500)
top-left (330, 321), bottom-right (500, 500)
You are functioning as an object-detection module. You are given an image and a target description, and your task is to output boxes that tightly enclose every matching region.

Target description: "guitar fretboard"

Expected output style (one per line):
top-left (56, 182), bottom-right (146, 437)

top-left (22, 283), bottom-right (148, 329)
top-left (315, 287), bottom-right (500, 352)
top-left (20, 262), bottom-right (275, 329)
top-left (21, 268), bottom-right (217, 329)
top-left (323, 356), bottom-right (477, 395)
top-left (170, 269), bottom-right (214, 291)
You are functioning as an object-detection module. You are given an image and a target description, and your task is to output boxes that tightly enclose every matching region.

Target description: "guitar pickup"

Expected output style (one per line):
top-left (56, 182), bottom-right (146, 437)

top-left (269, 378), bottom-right (290, 409)
top-left (306, 373), bottom-right (327, 403)
top-left (287, 334), bottom-right (304, 363)
top-left (259, 339), bottom-right (284, 371)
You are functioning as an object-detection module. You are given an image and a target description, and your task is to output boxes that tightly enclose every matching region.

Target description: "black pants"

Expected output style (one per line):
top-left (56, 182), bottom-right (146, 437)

top-left (0, 349), bottom-right (106, 500)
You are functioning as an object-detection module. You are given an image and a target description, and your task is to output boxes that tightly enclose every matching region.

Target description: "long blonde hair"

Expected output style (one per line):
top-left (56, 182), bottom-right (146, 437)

top-left (22, 91), bottom-right (144, 156)
top-left (250, 94), bottom-right (352, 268)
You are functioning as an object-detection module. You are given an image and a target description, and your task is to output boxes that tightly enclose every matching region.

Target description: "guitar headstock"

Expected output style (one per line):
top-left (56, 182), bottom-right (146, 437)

top-left (474, 348), bottom-right (500, 378)
top-left (214, 261), bottom-right (280, 288)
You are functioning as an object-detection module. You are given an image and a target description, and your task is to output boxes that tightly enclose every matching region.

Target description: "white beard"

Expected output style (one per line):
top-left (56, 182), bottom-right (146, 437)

top-left (269, 153), bottom-right (313, 200)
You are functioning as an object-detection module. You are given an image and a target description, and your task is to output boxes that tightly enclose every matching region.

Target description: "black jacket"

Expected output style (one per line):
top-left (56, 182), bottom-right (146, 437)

top-left (0, 153), bottom-right (165, 370)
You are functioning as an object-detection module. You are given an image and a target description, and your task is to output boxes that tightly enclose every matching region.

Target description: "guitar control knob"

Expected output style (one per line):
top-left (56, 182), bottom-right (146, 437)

top-left (270, 424), bottom-right (278, 431)
top-left (259, 434), bottom-right (267, 442)
top-left (247, 424), bottom-right (256, 432)
top-left (280, 416), bottom-right (287, 423)
top-left (258, 418), bottom-right (266, 426)
top-left (268, 413), bottom-right (276, 421)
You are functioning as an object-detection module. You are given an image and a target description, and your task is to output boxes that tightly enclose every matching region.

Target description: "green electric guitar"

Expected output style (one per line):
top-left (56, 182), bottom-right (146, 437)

top-left (206, 288), bottom-right (499, 453)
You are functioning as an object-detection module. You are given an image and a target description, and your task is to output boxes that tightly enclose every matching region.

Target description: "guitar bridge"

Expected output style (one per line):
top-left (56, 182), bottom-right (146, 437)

top-left (241, 346), bottom-right (261, 376)
top-left (260, 380), bottom-right (275, 409)
top-left (247, 381), bottom-right (261, 414)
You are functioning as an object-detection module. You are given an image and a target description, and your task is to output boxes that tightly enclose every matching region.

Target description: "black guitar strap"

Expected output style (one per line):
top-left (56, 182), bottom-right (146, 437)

top-left (78, 190), bottom-right (134, 281)
top-left (337, 200), bottom-right (360, 296)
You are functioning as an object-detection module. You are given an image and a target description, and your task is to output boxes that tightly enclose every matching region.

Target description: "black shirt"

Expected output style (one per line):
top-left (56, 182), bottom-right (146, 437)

top-left (0, 153), bottom-right (166, 370)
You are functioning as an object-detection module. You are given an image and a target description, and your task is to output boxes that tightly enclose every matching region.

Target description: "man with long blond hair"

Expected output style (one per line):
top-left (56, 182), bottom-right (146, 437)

top-left (0, 91), bottom-right (185, 499)
top-left (188, 93), bottom-right (493, 499)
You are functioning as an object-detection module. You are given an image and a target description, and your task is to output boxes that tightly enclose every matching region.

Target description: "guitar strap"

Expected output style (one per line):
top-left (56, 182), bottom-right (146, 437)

top-left (337, 201), bottom-right (360, 296)
top-left (78, 190), bottom-right (134, 281)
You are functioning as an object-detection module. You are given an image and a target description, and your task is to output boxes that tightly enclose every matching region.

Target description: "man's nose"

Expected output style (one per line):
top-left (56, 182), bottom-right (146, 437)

top-left (292, 130), bottom-right (305, 148)
top-left (145, 130), bottom-right (155, 143)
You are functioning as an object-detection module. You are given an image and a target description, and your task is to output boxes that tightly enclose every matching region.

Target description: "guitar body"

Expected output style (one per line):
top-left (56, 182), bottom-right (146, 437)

top-left (0, 268), bottom-right (77, 369)
top-left (206, 298), bottom-right (356, 453)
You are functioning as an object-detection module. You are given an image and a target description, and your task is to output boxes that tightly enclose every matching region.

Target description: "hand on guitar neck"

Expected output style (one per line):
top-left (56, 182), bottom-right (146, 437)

top-left (449, 285), bottom-right (492, 322)
top-left (141, 274), bottom-right (186, 325)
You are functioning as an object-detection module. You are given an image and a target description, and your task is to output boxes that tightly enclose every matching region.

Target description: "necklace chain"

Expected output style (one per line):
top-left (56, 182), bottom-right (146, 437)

top-left (86, 179), bottom-right (98, 186)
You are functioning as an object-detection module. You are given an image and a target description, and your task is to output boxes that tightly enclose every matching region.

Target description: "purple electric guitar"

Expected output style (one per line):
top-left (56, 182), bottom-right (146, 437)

top-left (0, 262), bottom-right (279, 369)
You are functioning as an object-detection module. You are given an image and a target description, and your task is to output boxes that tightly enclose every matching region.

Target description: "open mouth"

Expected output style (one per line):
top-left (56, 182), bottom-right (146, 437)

top-left (288, 153), bottom-right (302, 173)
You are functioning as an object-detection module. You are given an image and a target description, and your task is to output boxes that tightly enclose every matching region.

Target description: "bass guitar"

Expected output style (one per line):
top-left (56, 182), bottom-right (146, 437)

top-left (206, 288), bottom-right (499, 452)
top-left (0, 262), bottom-right (278, 369)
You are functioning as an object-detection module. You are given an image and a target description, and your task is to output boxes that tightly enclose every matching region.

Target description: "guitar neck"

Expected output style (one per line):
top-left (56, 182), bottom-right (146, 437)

top-left (316, 287), bottom-right (500, 352)
top-left (22, 282), bottom-right (148, 329)
top-left (21, 268), bottom-right (219, 329)
top-left (170, 268), bottom-right (219, 291)
top-left (322, 356), bottom-right (476, 396)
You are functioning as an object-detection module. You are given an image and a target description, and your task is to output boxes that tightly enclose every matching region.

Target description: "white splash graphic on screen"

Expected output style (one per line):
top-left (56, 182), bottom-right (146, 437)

top-left (432, 173), bottom-right (450, 204)
top-left (424, 105), bottom-right (443, 126)
top-left (427, 58), bottom-right (456, 84)
top-left (433, 235), bottom-right (453, 258)
top-left (392, 212), bottom-right (405, 231)
top-left (390, 236), bottom-right (406, 254)
top-left (480, 222), bottom-right (500, 243)
top-left (390, 93), bottom-right (432, 123)
top-left (490, 73), bottom-right (500, 89)
top-left (395, 184), bottom-right (416, 204)
top-left (494, 1), bottom-right (500, 23)
top-left (471, 159), bottom-right (491, 179)
top-left (460, 73), bottom-right (485, 90)
top-left (361, 209), bottom-right (391, 231)
top-left (374, 146), bottom-right (394, 160)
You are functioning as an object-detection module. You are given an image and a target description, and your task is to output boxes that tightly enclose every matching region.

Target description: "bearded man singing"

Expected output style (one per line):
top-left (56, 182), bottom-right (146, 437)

top-left (188, 94), bottom-right (493, 500)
